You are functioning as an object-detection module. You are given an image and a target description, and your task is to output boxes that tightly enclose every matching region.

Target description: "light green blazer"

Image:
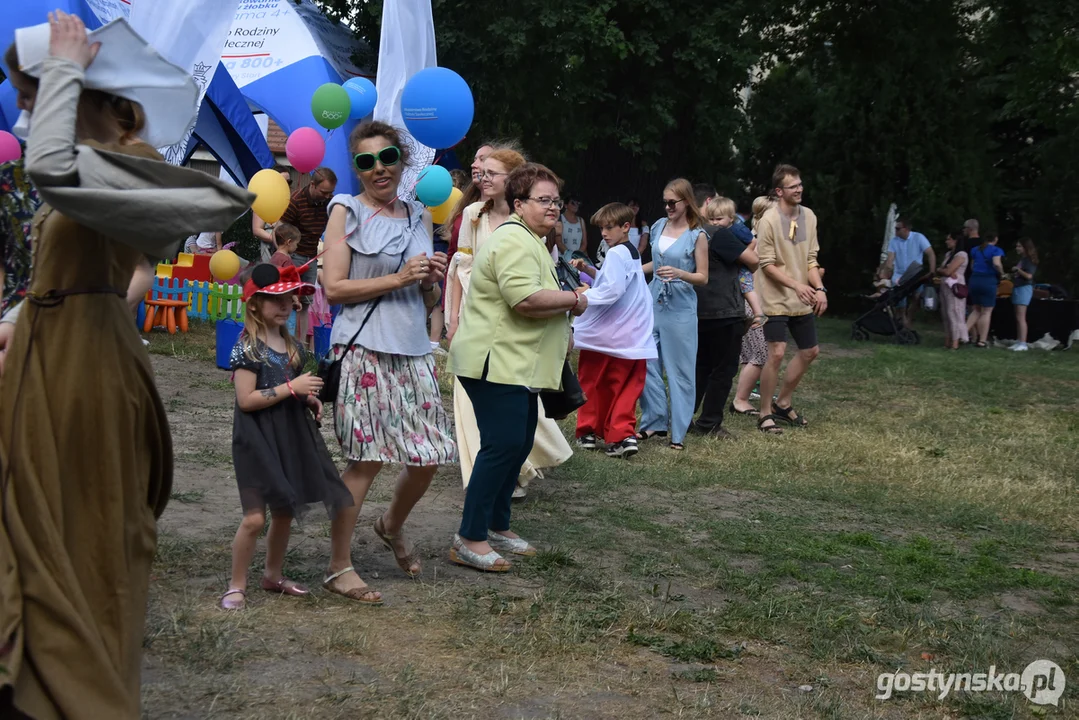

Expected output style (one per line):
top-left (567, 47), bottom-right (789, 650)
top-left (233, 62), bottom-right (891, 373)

top-left (447, 214), bottom-right (570, 390)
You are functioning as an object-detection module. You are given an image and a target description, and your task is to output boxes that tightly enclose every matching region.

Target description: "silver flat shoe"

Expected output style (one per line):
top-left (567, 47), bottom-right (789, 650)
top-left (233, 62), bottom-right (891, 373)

top-left (487, 530), bottom-right (537, 557)
top-left (449, 534), bottom-right (511, 572)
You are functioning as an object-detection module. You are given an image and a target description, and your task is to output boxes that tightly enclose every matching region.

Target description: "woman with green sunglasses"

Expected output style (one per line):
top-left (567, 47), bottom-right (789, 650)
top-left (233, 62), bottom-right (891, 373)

top-left (352, 144), bottom-right (402, 173)
top-left (320, 121), bottom-right (457, 604)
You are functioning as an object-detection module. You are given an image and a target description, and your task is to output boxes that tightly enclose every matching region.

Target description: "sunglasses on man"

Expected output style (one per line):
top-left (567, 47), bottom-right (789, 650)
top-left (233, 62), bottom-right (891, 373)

top-left (353, 145), bottom-right (401, 172)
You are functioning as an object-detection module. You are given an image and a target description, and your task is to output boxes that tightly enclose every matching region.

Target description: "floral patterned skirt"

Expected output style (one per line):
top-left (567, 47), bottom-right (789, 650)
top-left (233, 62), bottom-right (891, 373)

top-left (332, 345), bottom-right (458, 465)
top-left (739, 301), bottom-right (767, 367)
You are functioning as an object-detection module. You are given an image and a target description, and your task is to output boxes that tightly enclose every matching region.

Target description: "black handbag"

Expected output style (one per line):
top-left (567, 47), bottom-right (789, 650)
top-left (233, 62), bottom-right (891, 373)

top-left (540, 361), bottom-right (587, 420)
top-left (555, 256), bottom-right (582, 292)
top-left (317, 298), bottom-right (381, 404)
top-left (317, 255), bottom-right (405, 404)
top-left (546, 257), bottom-right (587, 418)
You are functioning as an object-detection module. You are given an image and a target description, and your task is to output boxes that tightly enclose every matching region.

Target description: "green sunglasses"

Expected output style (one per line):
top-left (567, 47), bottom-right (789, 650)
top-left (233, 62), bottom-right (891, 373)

top-left (353, 145), bottom-right (401, 172)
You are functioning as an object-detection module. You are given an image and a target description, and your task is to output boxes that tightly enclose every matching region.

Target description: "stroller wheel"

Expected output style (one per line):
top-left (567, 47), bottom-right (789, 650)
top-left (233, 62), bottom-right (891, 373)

top-left (851, 324), bottom-right (869, 341)
top-left (895, 328), bottom-right (919, 345)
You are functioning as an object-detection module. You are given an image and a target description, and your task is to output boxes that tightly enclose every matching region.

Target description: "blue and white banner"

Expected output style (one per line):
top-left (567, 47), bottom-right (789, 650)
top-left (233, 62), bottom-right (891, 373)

top-left (129, 0), bottom-right (242, 165)
top-left (220, 0), bottom-right (374, 193)
top-left (0, 0), bottom-right (272, 182)
top-left (374, 0), bottom-right (437, 195)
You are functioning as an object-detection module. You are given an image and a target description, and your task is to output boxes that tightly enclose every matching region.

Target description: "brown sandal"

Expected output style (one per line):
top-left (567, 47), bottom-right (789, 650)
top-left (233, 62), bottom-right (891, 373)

top-left (260, 576), bottom-right (310, 596)
top-left (322, 567), bottom-right (383, 605)
top-left (373, 515), bottom-right (421, 577)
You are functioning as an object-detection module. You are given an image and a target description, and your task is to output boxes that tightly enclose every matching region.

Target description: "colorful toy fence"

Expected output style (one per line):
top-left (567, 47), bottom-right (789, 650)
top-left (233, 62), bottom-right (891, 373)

top-left (147, 278), bottom-right (245, 322)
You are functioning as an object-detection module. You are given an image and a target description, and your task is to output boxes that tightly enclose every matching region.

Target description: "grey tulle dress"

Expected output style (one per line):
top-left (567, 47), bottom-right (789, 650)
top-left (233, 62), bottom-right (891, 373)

top-left (230, 338), bottom-right (352, 518)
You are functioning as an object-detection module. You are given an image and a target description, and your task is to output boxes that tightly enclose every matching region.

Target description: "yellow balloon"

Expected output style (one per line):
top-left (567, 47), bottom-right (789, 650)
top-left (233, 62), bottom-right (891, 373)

top-left (429, 187), bottom-right (463, 225)
top-left (209, 249), bottom-right (241, 282)
top-left (248, 168), bottom-right (291, 223)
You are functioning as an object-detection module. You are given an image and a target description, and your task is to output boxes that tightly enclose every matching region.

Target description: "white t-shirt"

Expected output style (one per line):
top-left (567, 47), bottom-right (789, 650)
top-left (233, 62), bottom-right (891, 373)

top-left (628, 224), bottom-right (649, 249)
top-left (657, 233), bottom-right (678, 254)
top-left (573, 243), bottom-right (657, 360)
top-left (194, 231), bottom-right (218, 250)
top-left (596, 240), bottom-right (609, 267)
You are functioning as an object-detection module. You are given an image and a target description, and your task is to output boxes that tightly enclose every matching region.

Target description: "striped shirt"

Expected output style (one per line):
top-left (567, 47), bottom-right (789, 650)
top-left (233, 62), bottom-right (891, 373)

top-left (280, 186), bottom-right (331, 257)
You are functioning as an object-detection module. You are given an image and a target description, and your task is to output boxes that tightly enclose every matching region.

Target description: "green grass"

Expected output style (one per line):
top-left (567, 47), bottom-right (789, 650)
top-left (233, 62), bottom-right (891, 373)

top-left (145, 317), bottom-right (219, 364)
top-left (141, 315), bottom-right (1079, 719)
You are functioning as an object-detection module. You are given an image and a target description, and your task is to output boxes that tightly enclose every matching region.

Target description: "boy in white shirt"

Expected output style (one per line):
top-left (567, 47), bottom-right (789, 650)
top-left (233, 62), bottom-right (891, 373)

top-left (571, 203), bottom-right (658, 457)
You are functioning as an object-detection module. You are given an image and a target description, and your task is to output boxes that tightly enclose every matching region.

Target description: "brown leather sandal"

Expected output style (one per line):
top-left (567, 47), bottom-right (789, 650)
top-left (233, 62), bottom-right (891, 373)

top-left (260, 576), bottom-right (310, 596)
top-left (322, 567), bottom-right (383, 605)
top-left (373, 515), bottom-right (421, 577)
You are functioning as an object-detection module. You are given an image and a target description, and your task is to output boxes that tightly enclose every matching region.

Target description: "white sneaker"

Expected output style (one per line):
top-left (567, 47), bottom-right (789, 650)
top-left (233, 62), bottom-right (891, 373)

top-left (1011, 342), bottom-right (1029, 352)
top-left (605, 437), bottom-right (639, 458)
top-left (749, 391), bottom-right (761, 400)
top-left (577, 433), bottom-right (599, 450)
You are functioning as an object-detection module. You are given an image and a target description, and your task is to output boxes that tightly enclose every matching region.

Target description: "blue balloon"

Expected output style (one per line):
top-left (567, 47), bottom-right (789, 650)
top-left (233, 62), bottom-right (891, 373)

top-left (343, 77), bottom-right (377, 120)
top-left (401, 67), bottom-right (475, 149)
top-left (414, 165), bottom-right (453, 207)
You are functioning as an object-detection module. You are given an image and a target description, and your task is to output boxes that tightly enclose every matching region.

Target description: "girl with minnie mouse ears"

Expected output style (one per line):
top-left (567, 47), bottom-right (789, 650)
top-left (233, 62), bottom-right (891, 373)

top-left (220, 264), bottom-right (370, 610)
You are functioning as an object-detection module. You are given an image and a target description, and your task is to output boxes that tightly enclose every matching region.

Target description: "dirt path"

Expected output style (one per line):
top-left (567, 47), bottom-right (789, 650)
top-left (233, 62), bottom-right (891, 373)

top-left (152, 353), bottom-right (509, 586)
top-left (142, 352), bottom-right (1070, 719)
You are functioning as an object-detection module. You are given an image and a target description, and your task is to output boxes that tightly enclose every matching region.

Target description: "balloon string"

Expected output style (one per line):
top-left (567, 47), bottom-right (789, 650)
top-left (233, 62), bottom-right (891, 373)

top-left (297, 143), bottom-right (458, 274)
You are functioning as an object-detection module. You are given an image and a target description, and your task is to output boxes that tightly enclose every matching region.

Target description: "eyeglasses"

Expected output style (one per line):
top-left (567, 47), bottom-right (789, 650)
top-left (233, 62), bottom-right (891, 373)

top-left (353, 145), bottom-right (401, 172)
top-left (527, 196), bottom-right (564, 210)
top-left (782, 182), bottom-right (804, 191)
top-left (663, 199), bottom-right (683, 210)
top-left (480, 169), bottom-right (507, 180)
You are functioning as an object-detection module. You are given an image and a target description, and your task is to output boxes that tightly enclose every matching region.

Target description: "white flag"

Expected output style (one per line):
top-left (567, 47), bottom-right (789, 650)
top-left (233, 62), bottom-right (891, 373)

top-left (128, 0), bottom-right (242, 165)
top-left (374, 0), bottom-right (437, 195)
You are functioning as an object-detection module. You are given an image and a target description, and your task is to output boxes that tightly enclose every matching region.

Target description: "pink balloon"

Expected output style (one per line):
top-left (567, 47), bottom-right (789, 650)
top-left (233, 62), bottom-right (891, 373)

top-left (285, 127), bottom-right (326, 174)
top-left (0, 131), bottom-right (22, 164)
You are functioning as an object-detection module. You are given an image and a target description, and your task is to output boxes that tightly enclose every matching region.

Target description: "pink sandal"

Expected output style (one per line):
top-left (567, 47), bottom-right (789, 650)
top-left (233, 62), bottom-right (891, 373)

top-left (220, 588), bottom-right (246, 610)
top-left (260, 577), bottom-right (310, 596)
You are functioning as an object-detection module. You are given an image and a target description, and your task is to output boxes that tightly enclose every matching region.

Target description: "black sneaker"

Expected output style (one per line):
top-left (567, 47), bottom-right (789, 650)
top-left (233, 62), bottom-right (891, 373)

top-left (577, 434), bottom-right (599, 450)
top-left (605, 437), bottom-right (639, 458)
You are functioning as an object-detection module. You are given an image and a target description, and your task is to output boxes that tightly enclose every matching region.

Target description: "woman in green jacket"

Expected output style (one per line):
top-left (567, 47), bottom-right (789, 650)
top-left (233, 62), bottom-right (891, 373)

top-left (447, 163), bottom-right (586, 571)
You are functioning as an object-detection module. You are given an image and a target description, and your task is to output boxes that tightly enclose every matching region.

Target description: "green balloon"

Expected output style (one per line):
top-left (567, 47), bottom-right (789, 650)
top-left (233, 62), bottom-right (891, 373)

top-left (311, 83), bottom-right (351, 130)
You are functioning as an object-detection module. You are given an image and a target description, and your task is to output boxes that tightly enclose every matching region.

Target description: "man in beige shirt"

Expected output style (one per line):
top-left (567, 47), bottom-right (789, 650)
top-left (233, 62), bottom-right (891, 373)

top-left (754, 164), bottom-right (827, 434)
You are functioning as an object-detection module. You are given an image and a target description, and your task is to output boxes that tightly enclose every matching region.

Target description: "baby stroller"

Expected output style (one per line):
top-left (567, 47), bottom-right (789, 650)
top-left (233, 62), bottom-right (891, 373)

top-left (851, 262), bottom-right (928, 345)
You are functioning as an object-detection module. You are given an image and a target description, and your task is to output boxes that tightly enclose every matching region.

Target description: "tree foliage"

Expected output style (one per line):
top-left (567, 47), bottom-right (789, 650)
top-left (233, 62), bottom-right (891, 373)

top-left (739, 0), bottom-right (998, 288)
top-left (319, 0), bottom-right (1079, 293)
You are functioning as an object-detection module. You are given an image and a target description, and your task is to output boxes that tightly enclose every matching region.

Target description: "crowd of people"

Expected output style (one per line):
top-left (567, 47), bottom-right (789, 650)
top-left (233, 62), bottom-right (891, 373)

top-left (7, 11), bottom-right (1041, 719)
top-left (881, 217), bottom-right (1040, 351)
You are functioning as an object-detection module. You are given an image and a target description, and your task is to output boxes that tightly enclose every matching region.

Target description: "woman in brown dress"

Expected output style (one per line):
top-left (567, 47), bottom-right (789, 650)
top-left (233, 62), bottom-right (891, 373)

top-left (0, 13), bottom-right (251, 718)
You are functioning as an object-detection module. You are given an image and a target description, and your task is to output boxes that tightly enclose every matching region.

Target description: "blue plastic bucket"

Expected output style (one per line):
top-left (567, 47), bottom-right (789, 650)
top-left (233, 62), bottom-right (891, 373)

top-left (216, 319), bottom-right (244, 370)
top-left (313, 324), bottom-right (332, 361)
